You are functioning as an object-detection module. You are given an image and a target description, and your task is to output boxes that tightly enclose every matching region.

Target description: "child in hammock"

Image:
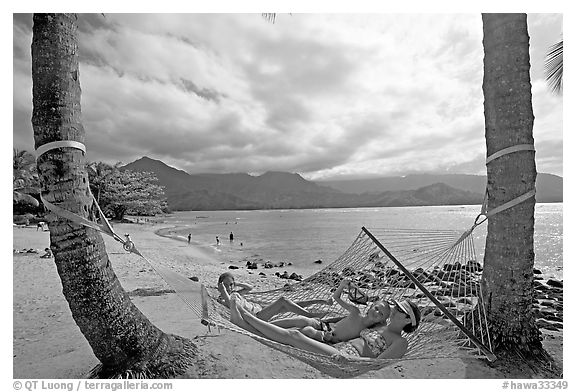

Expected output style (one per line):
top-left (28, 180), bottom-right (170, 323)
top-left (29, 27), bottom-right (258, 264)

top-left (270, 278), bottom-right (391, 344)
top-left (217, 272), bottom-right (332, 322)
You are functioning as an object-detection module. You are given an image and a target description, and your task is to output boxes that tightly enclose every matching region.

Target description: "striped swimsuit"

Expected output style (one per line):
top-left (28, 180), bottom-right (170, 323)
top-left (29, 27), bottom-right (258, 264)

top-left (333, 328), bottom-right (388, 357)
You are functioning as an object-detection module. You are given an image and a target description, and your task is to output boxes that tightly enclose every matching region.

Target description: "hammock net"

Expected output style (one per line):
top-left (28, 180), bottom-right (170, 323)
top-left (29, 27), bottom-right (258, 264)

top-left (197, 226), bottom-right (495, 378)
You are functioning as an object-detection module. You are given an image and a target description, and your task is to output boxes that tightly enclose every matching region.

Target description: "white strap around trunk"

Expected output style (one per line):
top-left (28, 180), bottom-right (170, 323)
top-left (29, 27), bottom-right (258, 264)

top-left (486, 144), bottom-right (535, 164)
top-left (35, 140), bottom-right (86, 159)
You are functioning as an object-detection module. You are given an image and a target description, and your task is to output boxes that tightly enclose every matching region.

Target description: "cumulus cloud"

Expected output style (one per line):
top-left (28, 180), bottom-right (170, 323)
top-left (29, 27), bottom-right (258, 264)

top-left (12, 13), bottom-right (563, 179)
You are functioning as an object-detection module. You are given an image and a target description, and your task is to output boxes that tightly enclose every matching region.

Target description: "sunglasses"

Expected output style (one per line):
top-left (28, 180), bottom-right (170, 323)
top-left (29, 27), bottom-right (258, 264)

top-left (386, 299), bottom-right (408, 316)
top-left (396, 305), bottom-right (408, 316)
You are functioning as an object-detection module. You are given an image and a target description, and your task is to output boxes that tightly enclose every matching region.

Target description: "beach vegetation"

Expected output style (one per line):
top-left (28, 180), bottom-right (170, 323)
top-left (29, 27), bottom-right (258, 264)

top-left (13, 148), bottom-right (40, 208)
top-left (87, 162), bottom-right (168, 220)
top-left (480, 14), bottom-right (556, 372)
top-left (87, 161), bottom-right (121, 203)
top-left (31, 13), bottom-right (197, 379)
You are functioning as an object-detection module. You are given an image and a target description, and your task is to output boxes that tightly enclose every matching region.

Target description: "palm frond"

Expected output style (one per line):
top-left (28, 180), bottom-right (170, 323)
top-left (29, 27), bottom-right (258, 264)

top-left (262, 13), bottom-right (277, 24)
top-left (544, 39), bottom-right (563, 95)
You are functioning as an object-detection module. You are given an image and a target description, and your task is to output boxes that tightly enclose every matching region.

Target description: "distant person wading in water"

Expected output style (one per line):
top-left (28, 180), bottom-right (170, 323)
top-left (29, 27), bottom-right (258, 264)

top-left (229, 232), bottom-right (234, 242)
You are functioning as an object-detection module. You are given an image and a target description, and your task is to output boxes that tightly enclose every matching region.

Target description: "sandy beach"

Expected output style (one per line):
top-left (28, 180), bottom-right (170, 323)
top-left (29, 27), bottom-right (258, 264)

top-left (12, 221), bottom-right (563, 379)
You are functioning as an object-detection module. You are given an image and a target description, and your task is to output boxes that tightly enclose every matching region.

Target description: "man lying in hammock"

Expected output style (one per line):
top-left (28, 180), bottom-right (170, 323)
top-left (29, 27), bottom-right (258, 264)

top-left (270, 278), bottom-right (390, 344)
top-left (217, 272), bottom-right (332, 321)
top-left (230, 295), bottom-right (421, 360)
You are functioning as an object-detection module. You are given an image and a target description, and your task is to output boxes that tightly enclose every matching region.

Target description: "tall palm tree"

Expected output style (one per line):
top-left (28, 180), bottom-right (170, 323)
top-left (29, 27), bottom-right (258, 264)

top-left (481, 14), bottom-right (545, 359)
top-left (31, 13), bottom-right (197, 378)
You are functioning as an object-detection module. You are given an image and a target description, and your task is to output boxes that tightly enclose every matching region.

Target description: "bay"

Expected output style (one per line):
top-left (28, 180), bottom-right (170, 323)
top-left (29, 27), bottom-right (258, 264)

top-left (163, 203), bottom-right (563, 280)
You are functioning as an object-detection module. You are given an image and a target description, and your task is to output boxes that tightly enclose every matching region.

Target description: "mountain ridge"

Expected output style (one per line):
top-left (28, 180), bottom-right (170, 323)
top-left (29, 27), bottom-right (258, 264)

top-left (121, 157), bottom-right (562, 211)
top-left (319, 172), bottom-right (562, 203)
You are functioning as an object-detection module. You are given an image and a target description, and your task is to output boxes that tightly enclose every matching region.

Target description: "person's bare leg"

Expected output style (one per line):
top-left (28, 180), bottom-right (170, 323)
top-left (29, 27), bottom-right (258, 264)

top-left (300, 326), bottom-right (326, 342)
top-left (296, 297), bottom-right (333, 308)
top-left (257, 297), bottom-right (327, 321)
top-left (229, 297), bottom-right (264, 336)
top-left (236, 304), bottom-right (339, 356)
top-left (278, 297), bottom-right (329, 318)
top-left (269, 316), bottom-right (319, 329)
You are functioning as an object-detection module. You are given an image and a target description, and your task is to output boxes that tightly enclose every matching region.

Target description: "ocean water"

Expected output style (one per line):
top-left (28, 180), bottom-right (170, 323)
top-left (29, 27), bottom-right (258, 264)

top-left (163, 203), bottom-right (563, 279)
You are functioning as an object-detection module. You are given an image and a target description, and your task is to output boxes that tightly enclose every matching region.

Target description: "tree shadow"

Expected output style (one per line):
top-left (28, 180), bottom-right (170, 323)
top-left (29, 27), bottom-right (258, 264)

top-left (462, 349), bottom-right (562, 379)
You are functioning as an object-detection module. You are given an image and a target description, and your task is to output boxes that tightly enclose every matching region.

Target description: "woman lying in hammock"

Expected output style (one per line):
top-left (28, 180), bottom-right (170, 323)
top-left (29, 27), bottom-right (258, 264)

top-left (230, 296), bottom-right (421, 360)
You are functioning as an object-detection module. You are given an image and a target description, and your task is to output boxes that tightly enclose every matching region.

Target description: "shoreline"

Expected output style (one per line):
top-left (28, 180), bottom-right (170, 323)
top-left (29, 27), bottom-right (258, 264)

top-left (12, 223), bottom-right (563, 379)
top-left (149, 207), bottom-right (563, 281)
top-left (153, 224), bottom-right (316, 282)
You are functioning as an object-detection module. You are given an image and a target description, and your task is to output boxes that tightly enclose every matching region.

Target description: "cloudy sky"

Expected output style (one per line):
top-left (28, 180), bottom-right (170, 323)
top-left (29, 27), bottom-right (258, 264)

top-left (13, 13), bottom-right (563, 180)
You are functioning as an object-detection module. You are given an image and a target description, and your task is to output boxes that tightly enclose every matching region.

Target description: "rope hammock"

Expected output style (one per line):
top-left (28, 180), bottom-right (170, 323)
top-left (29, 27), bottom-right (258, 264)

top-left (199, 226), bottom-right (496, 377)
top-left (34, 140), bottom-right (537, 378)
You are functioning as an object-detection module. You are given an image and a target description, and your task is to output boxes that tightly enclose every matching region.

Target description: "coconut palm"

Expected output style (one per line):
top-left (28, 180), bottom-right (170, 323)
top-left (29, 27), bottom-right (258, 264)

top-left (480, 13), bottom-right (546, 359)
top-left (13, 148), bottom-right (40, 207)
top-left (544, 39), bottom-right (563, 94)
top-left (31, 13), bottom-right (196, 378)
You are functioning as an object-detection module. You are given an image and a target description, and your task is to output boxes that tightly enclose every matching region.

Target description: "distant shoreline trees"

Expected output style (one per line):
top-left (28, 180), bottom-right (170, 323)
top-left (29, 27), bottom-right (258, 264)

top-left (13, 152), bottom-right (168, 221)
top-left (13, 148), bottom-right (40, 208)
top-left (87, 161), bottom-right (168, 220)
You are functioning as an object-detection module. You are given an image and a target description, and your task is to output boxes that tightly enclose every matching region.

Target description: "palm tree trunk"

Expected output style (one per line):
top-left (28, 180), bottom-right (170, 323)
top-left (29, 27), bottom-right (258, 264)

top-left (31, 13), bottom-right (197, 378)
top-left (481, 13), bottom-right (542, 357)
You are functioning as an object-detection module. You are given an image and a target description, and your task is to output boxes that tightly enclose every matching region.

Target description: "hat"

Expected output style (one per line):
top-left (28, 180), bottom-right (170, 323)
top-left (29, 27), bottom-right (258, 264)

top-left (392, 299), bottom-right (418, 327)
